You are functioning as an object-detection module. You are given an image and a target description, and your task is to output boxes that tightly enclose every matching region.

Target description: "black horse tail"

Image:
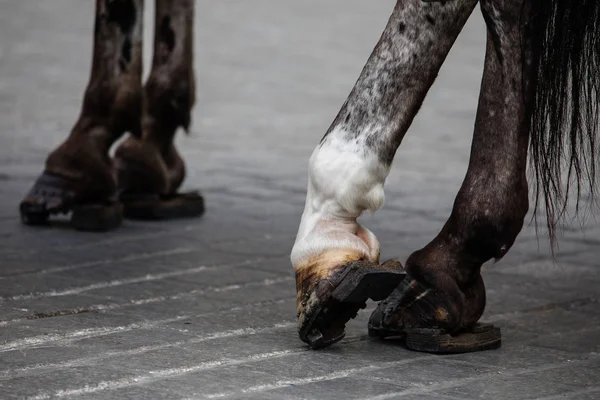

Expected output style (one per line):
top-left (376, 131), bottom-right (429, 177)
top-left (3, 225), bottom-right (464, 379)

top-left (525, 0), bottom-right (600, 246)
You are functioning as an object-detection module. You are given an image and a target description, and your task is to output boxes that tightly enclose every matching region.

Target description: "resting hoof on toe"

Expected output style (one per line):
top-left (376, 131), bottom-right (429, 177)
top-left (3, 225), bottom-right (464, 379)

top-left (368, 266), bottom-right (500, 354)
top-left (296, 253), bottom-right (405, 350)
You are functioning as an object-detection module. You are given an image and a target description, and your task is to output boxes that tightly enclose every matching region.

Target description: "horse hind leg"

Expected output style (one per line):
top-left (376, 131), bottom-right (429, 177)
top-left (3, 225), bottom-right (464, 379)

top-left (20, 0), bottom-right (144, 230)
top-left (291, 0), bottom-right (478, 349)
top-left (369, 0), bottom-right (532, 353)
top-left (115, 0), bottom-right (204, 220)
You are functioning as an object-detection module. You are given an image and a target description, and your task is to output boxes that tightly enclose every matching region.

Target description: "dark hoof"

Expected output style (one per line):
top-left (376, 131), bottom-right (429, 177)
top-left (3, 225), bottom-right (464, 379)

top-left (404, 323), bottom-right (501, 353)
top-left (298, 261), bottom-right (405, 350)
top-left (20, 203), bottom-right (50, 226)
top-left (120, 191), bottom-right (205, 220)
top-left (368, 274), bottom-right (499, 354)
top-left (20, 172), bottom-right (122, 231)
top-left (367, 308), bottom-right (405, 340)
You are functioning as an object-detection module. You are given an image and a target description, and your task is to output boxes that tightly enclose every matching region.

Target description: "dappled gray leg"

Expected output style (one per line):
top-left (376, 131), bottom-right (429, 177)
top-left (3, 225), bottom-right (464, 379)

top-left (369, 0), bottom-right (533, 350)
top-left (292, 0), bottom-right (478, 272)
top-left (291, 0), bottom-right (478, 349)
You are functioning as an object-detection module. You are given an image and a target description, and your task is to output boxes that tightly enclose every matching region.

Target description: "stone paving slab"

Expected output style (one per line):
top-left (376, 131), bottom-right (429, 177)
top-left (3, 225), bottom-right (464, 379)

top-left (1, 1), bottom-right (599, 399)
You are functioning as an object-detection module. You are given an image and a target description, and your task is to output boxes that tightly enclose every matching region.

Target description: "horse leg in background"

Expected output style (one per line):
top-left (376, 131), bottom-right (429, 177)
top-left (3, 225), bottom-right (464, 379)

top-left (291, 0), bottom-right (478, 349)
top-left (369, 0), bottom-right (532, 353)
top-left (20, 0), bottom-right (143, 231)
top-left (115, 0), bottom-right (204, 220)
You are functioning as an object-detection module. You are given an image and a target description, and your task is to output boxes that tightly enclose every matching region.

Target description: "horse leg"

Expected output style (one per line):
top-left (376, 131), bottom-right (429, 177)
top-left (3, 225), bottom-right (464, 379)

top-left (291, 0), bottom-right (478, 349)
top-left (115, 0), bottom-right (203, 220)
top-left (20, 0), bottom-right (143, 230)
top-left (369, 0), bottom-right (532, 353)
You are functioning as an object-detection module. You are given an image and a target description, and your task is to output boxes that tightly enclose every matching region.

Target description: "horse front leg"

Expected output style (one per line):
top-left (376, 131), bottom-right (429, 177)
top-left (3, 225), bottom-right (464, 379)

top-left (369, 0), bottom-right (532, 353)
top-left (292, 0), bottom-right (478, 349)
top-left (115, 0), bottom-right (204, 220)
top-left (20, 0), bottom-right (144, 230)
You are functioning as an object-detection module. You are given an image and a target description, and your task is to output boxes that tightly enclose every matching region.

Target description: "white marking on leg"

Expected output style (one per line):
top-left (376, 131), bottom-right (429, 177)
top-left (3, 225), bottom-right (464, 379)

top-left (290, 0), bottom-right (479, 271)
top-left (291, 127), bottom-right (390, 269)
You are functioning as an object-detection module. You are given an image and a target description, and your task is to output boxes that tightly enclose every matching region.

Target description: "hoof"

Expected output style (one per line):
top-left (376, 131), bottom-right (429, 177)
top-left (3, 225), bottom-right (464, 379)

top-left (115, 138), bottom-right (201, 220)
top-left (20, 172), bottom-right (122, 232)
top-left (404, 323), bottom-right (501, 353)
top-left (297, 258), bottom-right (405, 350)
top-left (120, 191), bottom-right (205, 220)
top-left (368, 273), bottom-right (500, 354)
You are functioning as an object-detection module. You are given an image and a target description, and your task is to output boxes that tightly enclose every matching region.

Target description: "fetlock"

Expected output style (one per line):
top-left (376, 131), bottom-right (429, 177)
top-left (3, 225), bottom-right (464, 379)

top-left (368, 242), bottom-right (488, 338)
top-left (369, 179), bottom-right (526, 340)
top-left (115, 63), bottom-right (193, 197)
top-left (45, 126), bottom-right (118, 201)
top-left (115, 118), bottom-right (187, 195)
top-left (20, 124), bottom-right (120, 229)
top-left (404, 241), bottom-right (487, 332)
top-left (115, 137), bottom-right (166, 195)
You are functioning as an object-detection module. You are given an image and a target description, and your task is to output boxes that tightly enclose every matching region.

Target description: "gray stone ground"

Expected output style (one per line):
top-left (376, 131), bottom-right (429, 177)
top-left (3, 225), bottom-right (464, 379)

top-left (1, 1), bottom-right (599, 399)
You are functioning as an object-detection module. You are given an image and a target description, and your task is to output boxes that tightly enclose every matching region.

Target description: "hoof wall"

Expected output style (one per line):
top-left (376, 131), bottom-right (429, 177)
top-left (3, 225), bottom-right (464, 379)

top-left (20, 202), bottom-right (122, 232)
top-left (20, 205), bottom-right (50, 226)
top-left (19, 171), bottom-right (122, 231)
top-left (369, 322), bottom-right (501, 354)
top-left (299, 262), bottom-right (405, 350)
top-left (405, 323), bottom-right (501, 354)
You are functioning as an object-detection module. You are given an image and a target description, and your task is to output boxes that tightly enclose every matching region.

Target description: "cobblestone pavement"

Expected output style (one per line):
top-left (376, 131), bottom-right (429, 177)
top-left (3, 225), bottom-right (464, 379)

top-left (1, 1), bottom-right (599, 399)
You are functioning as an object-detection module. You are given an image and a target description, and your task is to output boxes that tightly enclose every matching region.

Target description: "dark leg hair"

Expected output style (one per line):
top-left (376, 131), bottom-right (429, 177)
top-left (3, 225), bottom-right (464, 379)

top-left (369, 0), bottom-right (534, 343)
top-left (116, 0), bottom-right (195, 196)
top-left (77, 0), bottom-right (144, 148)
top-left (20, 0), bottom-right (143, 229)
